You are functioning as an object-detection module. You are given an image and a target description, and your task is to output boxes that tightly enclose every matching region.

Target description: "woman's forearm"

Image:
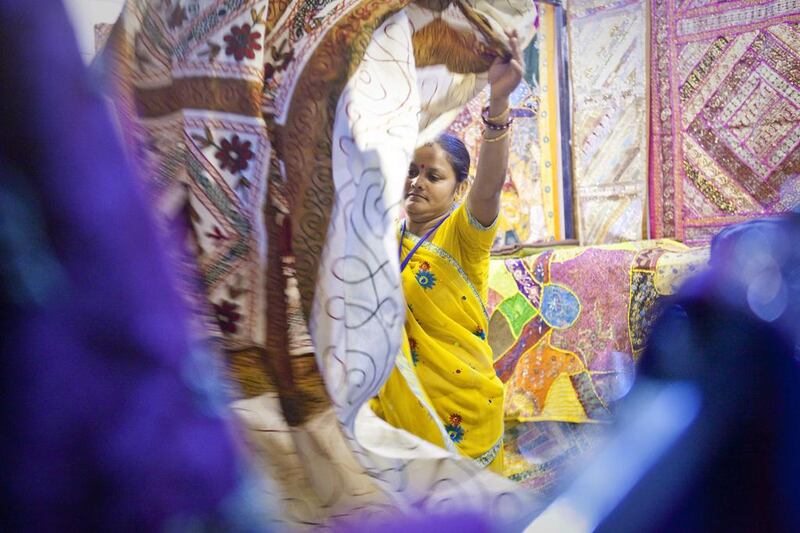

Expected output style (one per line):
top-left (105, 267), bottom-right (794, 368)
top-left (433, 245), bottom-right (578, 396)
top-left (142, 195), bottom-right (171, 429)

top-left (466, 30), bottom-right (523, 228)
top-left (468, 94), bottom-right (511, 227)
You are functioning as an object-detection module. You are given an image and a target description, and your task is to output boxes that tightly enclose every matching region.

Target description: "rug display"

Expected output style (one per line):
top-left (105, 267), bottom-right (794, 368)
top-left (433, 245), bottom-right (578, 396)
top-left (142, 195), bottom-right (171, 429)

top-left (490, 240), bottom-right (709, 490)
top-left (650, 0), bottom-right (800, 244)
top-left (487, 241), bottom-right (709, 424)
top-left (567, 0), bottom-right (649, 245)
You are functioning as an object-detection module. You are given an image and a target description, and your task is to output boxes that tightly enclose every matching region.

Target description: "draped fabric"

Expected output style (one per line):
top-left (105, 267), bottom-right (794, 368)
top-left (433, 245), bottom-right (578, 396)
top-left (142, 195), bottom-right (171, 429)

top-left (650, 0), bottom-right (800, 244)
top-left (503, 419), bottom-right (606, 494)
top-left (101, 0), bottom-right (540, 528)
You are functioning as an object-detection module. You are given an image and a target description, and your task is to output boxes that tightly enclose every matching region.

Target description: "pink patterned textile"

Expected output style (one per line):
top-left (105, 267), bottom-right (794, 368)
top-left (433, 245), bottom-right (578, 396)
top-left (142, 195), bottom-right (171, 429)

top-left (487, 240), bottom-right (709, 424)
top-left (650, 0), bottom-right (800, 244)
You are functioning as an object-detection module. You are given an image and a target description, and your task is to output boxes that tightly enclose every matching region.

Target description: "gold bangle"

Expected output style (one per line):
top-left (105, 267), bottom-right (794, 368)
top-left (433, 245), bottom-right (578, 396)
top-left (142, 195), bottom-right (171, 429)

top-left (487, 108), bottom-right (510, 122)
top-left (482, 129), bottom-right (511, 143)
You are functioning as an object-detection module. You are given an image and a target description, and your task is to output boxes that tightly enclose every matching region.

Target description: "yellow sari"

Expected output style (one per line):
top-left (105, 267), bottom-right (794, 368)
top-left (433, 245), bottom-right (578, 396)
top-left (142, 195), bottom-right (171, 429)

top-left (373, 203), bottom-right (504, 472)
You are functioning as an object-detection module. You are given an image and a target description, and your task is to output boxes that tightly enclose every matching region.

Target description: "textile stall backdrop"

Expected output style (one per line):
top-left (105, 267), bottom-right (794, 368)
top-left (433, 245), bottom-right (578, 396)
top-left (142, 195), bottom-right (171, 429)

top-left (102, 0), bottom-right (541, 528)
top-left (447, 82), bottom-right (551, 246)
top-left (650, 0), bottom-right (800, 244)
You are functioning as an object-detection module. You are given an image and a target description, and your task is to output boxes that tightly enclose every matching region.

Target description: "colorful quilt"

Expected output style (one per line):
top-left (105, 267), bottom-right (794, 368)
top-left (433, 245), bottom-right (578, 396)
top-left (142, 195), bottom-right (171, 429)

top-left (567, 0), bottom-right (648, 244)
top-left (650, 0), bottom-right (800, 244)
top-left (490, 240), bottom-right (709, 489)
top-left (487, 240), bottom-right (709, 424)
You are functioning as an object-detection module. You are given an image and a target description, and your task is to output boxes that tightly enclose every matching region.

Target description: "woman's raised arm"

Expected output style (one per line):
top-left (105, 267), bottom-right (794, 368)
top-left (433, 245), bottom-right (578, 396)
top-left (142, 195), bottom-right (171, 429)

top-left (467, 30), bottom-right (525, 228)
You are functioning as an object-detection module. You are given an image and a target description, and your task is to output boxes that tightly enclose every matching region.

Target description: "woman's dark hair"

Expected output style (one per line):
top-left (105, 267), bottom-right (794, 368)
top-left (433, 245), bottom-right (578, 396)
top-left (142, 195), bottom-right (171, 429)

top-left (434, 133), bottom-right (470, 183)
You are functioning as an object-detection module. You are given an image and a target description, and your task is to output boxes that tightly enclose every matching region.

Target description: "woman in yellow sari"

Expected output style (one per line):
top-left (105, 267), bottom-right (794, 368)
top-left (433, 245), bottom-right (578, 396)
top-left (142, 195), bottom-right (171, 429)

top-left (373, 32), bottom-right (524, 473)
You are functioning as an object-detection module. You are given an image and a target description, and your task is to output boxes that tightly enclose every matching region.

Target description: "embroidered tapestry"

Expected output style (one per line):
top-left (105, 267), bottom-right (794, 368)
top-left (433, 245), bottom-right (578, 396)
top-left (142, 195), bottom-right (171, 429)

top-left (650, 0), bottom-right (800, 244)
top-left (567, 0), bottom-right (649, 244)
top-left (487, 241), bottom-right (709, 423)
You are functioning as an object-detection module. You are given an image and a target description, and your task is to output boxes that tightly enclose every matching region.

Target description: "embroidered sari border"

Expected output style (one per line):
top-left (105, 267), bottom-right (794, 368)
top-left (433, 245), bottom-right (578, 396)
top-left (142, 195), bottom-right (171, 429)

top-left (466, 205), bottom-right (499, 232)
top-left (404, 233), bottom-right (490, 318)
top-left (474, 437), bottom-right (503, 468)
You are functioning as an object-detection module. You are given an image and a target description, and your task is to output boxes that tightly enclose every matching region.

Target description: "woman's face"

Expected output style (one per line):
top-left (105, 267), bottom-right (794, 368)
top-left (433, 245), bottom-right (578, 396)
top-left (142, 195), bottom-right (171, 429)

top-left (404, 143), bottom-right (462, 222)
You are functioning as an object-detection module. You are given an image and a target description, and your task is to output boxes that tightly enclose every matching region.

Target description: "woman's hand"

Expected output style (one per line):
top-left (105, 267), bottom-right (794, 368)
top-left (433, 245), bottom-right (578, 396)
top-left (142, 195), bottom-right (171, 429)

top-left (487, 30), bottom-right (525, 106)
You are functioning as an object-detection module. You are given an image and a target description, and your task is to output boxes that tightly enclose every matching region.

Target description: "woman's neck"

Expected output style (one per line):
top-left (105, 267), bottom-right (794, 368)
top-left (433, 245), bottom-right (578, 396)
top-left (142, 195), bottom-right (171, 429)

top-left (406, 210), bottom-right (450, 236)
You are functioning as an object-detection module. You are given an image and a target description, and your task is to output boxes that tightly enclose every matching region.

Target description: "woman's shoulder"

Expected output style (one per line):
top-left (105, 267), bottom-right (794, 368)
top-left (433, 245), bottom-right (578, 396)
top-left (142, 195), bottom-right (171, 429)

top-left (451, 202), bottom-right (497, 241)
top-left (435, 203), bottom-right (497, 259)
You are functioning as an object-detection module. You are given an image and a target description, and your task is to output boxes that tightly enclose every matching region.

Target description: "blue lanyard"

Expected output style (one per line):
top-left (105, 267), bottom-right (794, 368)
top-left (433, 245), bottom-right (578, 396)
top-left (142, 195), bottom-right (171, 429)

top-left (399, 213), bottom-right (450, 272)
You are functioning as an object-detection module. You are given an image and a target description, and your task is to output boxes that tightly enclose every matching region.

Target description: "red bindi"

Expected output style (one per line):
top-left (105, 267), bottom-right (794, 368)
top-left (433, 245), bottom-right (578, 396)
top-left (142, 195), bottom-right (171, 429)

top-left (420, 164), bottom-right (425, 169)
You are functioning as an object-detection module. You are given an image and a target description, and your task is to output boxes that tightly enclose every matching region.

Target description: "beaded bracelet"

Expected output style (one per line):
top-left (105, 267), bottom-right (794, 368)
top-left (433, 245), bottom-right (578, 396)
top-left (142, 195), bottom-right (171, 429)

top-left (481, 113), bottom-right (513, 131)
top-left (481, 106), bottom-right (513, 130)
